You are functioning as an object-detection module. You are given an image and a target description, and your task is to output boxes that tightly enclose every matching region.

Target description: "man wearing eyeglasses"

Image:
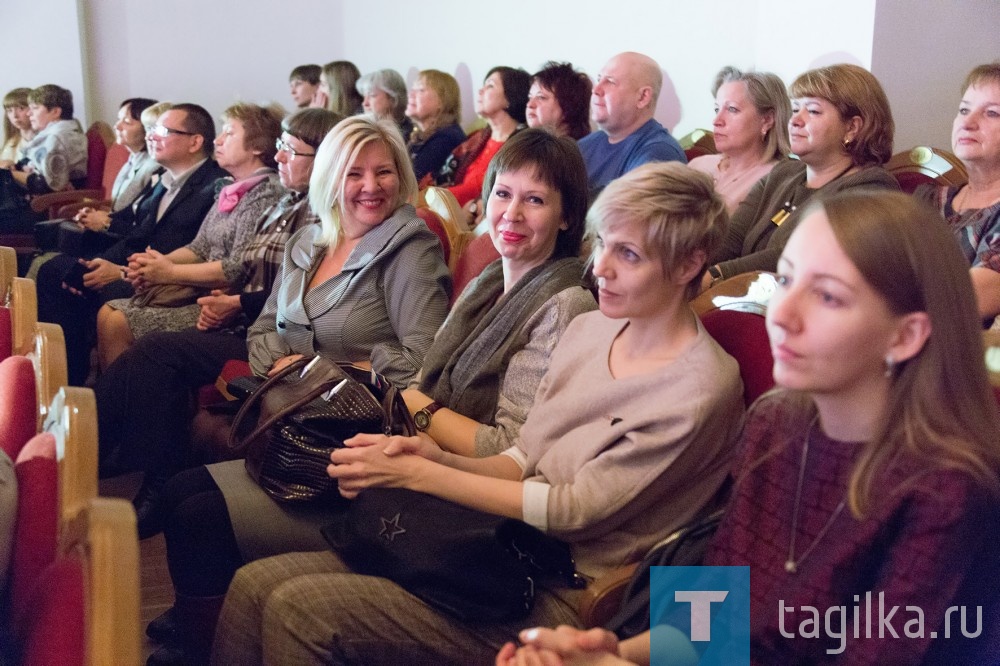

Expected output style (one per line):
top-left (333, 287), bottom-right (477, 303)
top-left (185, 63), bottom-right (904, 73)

top-left (36, 102), bottom-right (228, 385)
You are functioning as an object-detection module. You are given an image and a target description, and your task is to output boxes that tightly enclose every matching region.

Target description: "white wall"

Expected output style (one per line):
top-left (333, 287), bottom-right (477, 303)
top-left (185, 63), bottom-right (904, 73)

top-left (1, 0), bottom-right (87, 124)
top-left (8, 0), bottom-right (1000, 156)
top-left (872, 0), bottom-right (1000, 151)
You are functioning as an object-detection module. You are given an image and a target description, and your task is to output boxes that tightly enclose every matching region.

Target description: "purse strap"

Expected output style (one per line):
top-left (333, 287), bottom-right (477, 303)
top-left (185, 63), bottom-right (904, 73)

top-left (226, 357), bottom-right (341, 454)
top-left (226, 357), bottom-right (418, 452)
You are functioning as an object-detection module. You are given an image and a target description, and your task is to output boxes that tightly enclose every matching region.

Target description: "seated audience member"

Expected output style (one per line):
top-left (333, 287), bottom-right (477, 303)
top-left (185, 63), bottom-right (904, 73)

top-left (436, 67), bottom-right (531, 209)
top-left (148, 127), bottom-right (595, 664)
top-left (288, 63), bottom-right (321, 109)
top-left (95, 109), bottom-right (340, 552)
top-left (313, 60), bottom-right (364, 117)
top-left (503, 191), bottom-right (1000, 665)
top-left (65, 97), bottom-right (160, 231)
top-left (916, 62), bottom-right (1000, 326)
top-left (406, 69), bottom-right (467, 183)
top-left (209, 161), bottom-right (744, 665)
top-left (25, 97), bottom-right (160, 281)
top-left (71, 101), bottom-right (172, 242)
top-left (578, 52), bottom-right (686, 199)
top-left (357, 68), bottom-right (413, 140)
top-left (0, 84), bottom-right (87, 231)
top-left (526, 61), bottom-right (593, 141)
top-left (0, 87), bottom-right (34, 165)
top-left (95, 102), bottom-right (285, 369)
top-left (35, 103), bottom-right (227, 385)
top-left (702, 63), bottom-right (898, 291)
top-left (688, 66), bottom-right (791, 213)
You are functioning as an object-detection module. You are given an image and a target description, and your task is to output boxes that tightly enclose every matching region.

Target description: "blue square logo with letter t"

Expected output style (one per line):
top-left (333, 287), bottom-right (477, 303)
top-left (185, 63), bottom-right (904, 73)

top-left (649, 566), bottom-right (750, 665)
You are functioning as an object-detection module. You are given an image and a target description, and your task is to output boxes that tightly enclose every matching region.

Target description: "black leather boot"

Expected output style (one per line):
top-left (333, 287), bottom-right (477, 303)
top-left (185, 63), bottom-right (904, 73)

top-left (147, 594), bottom-right (226, 666)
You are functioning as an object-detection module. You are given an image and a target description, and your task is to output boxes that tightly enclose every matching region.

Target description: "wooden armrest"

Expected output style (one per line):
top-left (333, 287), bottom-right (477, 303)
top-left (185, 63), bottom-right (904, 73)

top-left (577, 562), bottom-right (638, 628)
top-left (30, 189), bottom-right (104, 215)
top-left (55, 199), bottom-right (111, 220)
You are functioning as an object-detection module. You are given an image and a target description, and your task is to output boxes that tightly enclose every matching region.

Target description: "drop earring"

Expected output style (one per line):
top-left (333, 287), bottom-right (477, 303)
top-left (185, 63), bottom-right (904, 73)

top-left (884, 354), bottom-right (896, 378)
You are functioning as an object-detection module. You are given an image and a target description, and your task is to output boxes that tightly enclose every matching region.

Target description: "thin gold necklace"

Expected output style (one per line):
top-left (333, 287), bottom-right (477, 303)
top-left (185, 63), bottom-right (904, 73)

top-left (785, 416), bottom-right (846, 574)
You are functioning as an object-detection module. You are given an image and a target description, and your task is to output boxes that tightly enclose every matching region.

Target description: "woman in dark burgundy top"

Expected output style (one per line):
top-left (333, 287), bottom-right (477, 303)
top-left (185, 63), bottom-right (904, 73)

top-left (500, 190), bottom-right (1000, 666)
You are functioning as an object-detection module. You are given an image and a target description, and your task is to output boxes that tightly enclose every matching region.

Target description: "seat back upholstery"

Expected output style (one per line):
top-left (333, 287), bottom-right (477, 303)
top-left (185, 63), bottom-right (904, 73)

top-left (9, 386), bottom-right (101, 649)
top-left (679, 128), bottom-right (717, 161)
top-left (886, 146), bottom-right (968, 194)
top-left (419, 186), bottom-right (470, 269)
top-left (18, 497), bottom-right (139, 666)
top-left (84, 121), bottom-right (114, 191)
top-left (0, 355), bottom-right (38, 460)
top-left (692, 271), bottom-right (778, 406)
top-left (449, 232), bottom-right (500, 306)
top-left (415, 206), bottom-right (451, 266)
top-left (10, 432), bottom-right (59, 634)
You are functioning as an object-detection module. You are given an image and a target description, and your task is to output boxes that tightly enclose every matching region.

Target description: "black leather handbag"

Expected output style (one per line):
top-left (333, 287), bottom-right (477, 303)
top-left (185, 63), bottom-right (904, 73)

top-left (322, 487), bottom-right (587, 622)
top-left (227, 356), bottom-right (414, 502)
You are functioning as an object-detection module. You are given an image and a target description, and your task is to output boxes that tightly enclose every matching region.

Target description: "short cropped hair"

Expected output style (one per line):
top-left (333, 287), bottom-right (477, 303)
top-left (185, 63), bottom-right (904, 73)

top-left (169, 103), bottom-right (216, 157)
top-left (713, 66), bottom-right (791, 159)
top-left (962, 62), bottom-right (1000, 93)
top-left (532, 62), bottom-right (593, 140)
top-left (486, 66), bottom-right (531, 125)
top-left (283, 107), bottom-right (342, 150)
top-left (790, 64), bottom-right (894, 167)
top-left (309, 116), bottom-right (417, 247)
top-left (321, 61), bottom-right (364, 117)
top-left (482, 128), bottom-right (589, 260)
top-left (223, 102), bottom-right (284, 169)
top-left (28, 84), bottom-right (73, 119)
top-left (290, 64), bottom-right (321, 85)
top-left (356, 69), bottom-right (408, 123)
top-left (587, 162), bottom-right (728, 300)
top-left (415, 70), bottom-right (462, 133)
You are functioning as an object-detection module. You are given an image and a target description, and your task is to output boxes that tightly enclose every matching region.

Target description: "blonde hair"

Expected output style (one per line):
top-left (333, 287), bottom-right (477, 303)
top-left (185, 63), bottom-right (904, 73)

top-left (586, 162), bottom-right (728, 300)
top-left (410, 70), bottom-right (461, 137)
top-left (775, 191), bottom-right (1000, 517)
top-left (790, 64), bottom-right (894, 167)
top-left (140, 101), bottom-right (173, 129)
top-left (713, 66), bottom-right (791, 159)
top-left (308, 116), bottom-right (418, 247)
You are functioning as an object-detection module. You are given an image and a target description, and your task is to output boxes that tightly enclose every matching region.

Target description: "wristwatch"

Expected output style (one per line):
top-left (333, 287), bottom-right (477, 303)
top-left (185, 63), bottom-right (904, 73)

top-left (414, 401), bottom-right (443, 432)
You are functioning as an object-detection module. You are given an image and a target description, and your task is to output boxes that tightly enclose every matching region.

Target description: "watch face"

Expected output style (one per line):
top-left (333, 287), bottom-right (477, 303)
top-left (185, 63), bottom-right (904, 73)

top-left (414, 410), bottom-right (430, 431)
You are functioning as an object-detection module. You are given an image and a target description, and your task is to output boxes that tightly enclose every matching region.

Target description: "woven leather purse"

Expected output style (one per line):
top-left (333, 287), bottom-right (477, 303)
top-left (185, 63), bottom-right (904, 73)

top-left (228, 356), bottom-right (415, 502)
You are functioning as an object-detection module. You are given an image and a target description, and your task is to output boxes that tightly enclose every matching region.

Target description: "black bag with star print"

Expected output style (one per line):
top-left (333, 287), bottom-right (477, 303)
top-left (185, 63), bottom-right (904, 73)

top-left (322, 487), bottom-right (586, 622)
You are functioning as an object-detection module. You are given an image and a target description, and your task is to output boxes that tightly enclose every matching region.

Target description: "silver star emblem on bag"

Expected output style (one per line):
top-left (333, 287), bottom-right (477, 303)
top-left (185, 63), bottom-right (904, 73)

top-left (379, 513), bottom-right (406, 542)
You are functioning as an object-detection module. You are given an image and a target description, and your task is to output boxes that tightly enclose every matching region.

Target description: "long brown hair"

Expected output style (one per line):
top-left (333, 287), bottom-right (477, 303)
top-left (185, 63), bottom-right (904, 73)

top-left (819, 190), bottom-right (1000, 515)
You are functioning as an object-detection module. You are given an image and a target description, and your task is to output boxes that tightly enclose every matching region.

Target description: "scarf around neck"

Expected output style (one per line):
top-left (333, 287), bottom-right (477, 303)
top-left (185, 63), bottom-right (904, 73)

top-left (418, 256), bottom-right (587, 424)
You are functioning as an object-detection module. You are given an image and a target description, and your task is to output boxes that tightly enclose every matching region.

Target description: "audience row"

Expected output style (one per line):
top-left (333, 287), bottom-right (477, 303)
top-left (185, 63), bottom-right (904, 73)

top-left (1, 54), bottom-right (998, 665)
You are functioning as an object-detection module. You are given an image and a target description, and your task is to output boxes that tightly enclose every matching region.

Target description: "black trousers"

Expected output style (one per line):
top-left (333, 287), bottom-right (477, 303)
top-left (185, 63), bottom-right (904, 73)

top-left (36, 253), bottom-right (134, 385)
top-left (95, 327), bottom-right (248, 477)
top-left (162, 466), bottom-right (243, 597)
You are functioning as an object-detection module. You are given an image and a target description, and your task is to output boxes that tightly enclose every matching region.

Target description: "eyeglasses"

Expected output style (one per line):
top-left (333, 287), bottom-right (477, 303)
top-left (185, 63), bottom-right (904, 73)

top-left (150, 124), bottom-right (195, 138)
top-left (275, 138), bottom-right (316, 161)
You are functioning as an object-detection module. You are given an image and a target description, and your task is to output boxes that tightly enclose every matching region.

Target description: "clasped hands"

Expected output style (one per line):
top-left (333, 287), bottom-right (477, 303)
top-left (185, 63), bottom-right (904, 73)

top-left (327, 431), bottom-right (444, 499)
top-left (125, 246), bottom-right (175, 291)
